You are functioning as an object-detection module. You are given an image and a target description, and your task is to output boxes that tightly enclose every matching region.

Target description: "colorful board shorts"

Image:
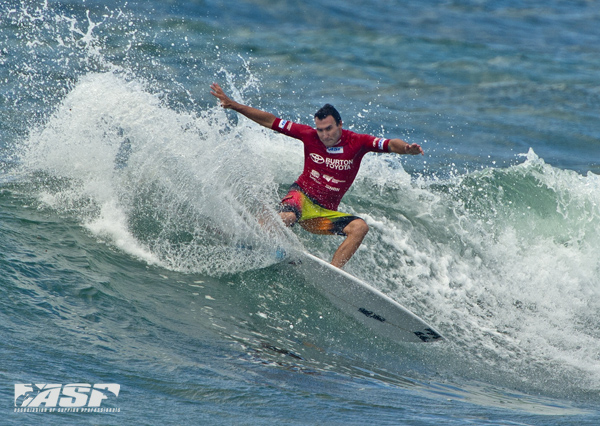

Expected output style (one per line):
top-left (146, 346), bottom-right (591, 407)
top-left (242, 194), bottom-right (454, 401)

top-left (277, 184), bottom-right (361, 236)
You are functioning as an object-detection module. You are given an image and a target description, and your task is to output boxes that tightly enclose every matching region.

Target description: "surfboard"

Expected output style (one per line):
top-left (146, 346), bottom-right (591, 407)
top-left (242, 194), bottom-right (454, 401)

top-left (289, 252), bottom-right (444, 344)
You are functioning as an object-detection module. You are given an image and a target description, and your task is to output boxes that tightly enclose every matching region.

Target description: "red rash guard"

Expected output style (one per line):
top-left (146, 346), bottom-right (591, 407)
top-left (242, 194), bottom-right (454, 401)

top-left (271, 117), bottom-right (390, 211)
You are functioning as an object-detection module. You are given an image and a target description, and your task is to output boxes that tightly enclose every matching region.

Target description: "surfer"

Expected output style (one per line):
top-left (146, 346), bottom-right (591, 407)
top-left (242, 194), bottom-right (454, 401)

top-left (210, 83), bottom-right (423, 268)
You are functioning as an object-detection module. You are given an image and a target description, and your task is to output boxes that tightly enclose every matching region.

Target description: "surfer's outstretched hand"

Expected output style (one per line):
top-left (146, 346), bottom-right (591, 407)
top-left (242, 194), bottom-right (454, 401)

top-left (405, 143), bottom-right (424, 155)
top-left (209, 82), bottom-right (276, 128)
top-left (210, 83), bottom-right (236, 109)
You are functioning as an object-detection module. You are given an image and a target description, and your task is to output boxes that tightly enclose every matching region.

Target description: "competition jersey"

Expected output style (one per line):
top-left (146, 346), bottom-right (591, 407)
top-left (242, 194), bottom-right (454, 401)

top-left (271, 117), bottom-right (390, 211)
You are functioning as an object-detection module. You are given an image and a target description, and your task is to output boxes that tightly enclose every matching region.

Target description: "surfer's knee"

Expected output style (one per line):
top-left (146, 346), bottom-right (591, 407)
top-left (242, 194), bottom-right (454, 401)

top-left (345, 218), bottom-right (369, 239)
top-left (279, 211), bottom-right (297, 227)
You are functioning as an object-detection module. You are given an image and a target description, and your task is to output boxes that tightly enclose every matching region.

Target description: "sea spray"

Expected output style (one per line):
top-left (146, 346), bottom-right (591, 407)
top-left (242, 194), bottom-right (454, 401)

top-left (348, 148), bottom-right (600, 397)
top-left (20, 72), bottom-right (298, 274)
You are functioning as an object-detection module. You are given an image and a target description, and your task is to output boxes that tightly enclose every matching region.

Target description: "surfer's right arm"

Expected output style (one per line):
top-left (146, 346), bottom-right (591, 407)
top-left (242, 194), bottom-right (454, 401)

top-left (210, 83), bottom-right (276, 128)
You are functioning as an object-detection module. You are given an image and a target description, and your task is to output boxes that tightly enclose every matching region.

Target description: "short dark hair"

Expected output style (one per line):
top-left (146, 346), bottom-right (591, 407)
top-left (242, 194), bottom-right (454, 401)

top-left (314, 104), bottom-right (342, 125)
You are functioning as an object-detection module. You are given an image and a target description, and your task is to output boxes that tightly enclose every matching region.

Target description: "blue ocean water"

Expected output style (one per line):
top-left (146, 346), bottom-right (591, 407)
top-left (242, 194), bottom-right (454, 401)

top-left (2, 0), bottom-right (600, 424)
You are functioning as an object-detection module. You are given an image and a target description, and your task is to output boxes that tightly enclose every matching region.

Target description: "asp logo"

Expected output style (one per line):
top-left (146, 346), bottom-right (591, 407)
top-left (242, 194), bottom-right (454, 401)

top-left (15, 383), bottom-right (120, 412)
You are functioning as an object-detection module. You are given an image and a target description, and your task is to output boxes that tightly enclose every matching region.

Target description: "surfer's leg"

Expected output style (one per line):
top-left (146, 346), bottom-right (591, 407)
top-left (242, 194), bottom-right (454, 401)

top-left (293, 199), bottom-right (366, 268)
top-left (280, 185), bottom-right (368, 267)
top-left (331, 218), bottom-right (369, 268)
top-left (279, 211), bottom-right (298, 227)
top-left (277, 185), bottom-right (303, 227)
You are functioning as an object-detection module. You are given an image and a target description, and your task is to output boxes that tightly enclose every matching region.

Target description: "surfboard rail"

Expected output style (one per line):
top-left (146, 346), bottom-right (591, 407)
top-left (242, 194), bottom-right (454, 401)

top-left (289, 251), bottom-right (444, 344)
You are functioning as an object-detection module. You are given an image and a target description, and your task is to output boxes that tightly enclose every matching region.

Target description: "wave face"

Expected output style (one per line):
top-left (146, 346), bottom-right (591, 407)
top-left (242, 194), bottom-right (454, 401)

top-left (12, 69), bottom-right (600, 402)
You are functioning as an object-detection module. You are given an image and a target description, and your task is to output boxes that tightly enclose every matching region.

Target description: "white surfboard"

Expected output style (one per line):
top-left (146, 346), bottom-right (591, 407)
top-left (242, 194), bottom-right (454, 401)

top-left (289, 252), bottom-right (444, 344)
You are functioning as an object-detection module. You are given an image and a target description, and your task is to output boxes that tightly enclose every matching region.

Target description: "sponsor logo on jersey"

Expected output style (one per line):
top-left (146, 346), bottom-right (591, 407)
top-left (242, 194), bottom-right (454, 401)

top-left (323, 174), bottom-right (345, 184)
top-left (326, 146), bottom-right (344, 154)
top-left (325, 157), bottom-right (353, 171)
top-left (309, 153), bottom-right (325, 164)
top-left (278, 120), bottom-right (288, 129)
top-left (309, 153), bottom-right (353, 170)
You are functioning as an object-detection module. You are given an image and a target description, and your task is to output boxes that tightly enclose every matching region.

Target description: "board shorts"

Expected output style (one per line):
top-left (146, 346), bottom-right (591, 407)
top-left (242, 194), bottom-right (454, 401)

top-left (277, 184), bottom-right (361, 236)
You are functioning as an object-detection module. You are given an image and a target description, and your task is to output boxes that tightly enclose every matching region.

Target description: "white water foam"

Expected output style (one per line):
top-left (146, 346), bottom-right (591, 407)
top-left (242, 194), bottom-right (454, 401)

top-left (21, 71), bottom-right (298, 274)
top-left (349, 148), bottom-right (600, 397)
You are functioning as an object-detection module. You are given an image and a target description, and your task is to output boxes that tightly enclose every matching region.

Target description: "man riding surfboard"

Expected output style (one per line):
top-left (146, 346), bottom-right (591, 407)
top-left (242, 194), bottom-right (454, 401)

top-left (210, 83), bottom-right (423, 268)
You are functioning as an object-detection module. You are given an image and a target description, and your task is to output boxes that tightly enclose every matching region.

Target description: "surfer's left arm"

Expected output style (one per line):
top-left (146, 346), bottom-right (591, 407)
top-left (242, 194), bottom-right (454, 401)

top-left (388, 138), bottom-right (424, 155)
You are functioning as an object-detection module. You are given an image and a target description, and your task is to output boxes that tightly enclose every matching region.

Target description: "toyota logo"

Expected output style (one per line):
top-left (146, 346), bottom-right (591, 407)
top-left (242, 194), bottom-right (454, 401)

top-left (309, 153), bottom-right (325, 164)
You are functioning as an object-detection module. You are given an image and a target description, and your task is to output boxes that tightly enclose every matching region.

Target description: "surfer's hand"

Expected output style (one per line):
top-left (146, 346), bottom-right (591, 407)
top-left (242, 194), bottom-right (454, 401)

top-left (405, 143), bottom-right (424, 155)
top-left (210, 83), bottom-right (235, 109)
top-left (209, 83), bottom-right (276, 128)
top-left (388, 139), bottom-right (424, 155)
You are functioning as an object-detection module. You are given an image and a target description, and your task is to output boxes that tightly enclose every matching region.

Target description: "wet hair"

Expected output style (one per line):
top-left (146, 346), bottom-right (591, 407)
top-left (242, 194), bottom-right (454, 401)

top-left (314, 104), bottom-right (342, 125)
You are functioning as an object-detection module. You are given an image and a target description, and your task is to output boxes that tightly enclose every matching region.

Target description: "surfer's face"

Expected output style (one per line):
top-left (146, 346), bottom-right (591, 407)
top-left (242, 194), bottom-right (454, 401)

top-left (315, 115), bottom-right (342, 147)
